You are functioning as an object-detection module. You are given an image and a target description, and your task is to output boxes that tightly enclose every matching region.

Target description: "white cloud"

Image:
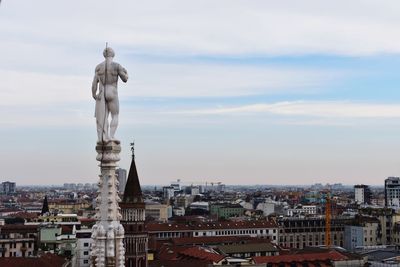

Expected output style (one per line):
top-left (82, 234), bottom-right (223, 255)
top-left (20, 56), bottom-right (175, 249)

top-left (182, 101), bottom-right (400, 118)
top-left (0, 64), bottom-right (334, 108)
top-left (128, 63), bottom-right (335, 98)
top-left (0, 63), bottom-right (336, 127)
top-left (1, 70), bottom-right (90, 106)
top-left (2, 0), bottom-right (400, 56)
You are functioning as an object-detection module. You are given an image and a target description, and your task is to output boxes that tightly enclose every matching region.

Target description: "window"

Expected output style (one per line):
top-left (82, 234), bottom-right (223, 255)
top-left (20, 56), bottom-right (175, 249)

top-left (84, 242), bottom-right (89, 247)
top-left (84, 251), bottom-right (89, 255)
top-left (84, 260), bottom-right (89, 264)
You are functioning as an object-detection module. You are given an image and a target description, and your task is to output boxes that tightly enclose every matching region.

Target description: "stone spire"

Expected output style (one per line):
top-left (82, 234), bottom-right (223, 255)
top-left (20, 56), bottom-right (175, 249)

top-left (41, 195), bottom-right (49, 215)
top-left (122, 143), bottom-right (143, 204)
top-left (90, 141), bottom-right (125, 267)
top-left (120, 142), bottom-right (148, 267)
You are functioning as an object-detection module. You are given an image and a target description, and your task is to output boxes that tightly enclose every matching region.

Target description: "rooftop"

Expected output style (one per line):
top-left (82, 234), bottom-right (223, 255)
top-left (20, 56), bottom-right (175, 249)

top-left (253, 250), bottom-right (349, 264)
top-left (0, 253), bottom-right (66, 267)
top-left (168, 235), bottom-right (264, 246)
top-left (179, 246), bottom-right (225, 263)
top-left (218, 242), bottom-right (279, 254)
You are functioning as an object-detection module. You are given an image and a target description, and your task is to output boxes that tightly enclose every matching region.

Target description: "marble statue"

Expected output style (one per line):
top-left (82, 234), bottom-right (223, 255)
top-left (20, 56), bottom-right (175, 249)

top-left (91, 47), bottom-right (126, 267)
top-left (92, 47), bottom-right (128, 143)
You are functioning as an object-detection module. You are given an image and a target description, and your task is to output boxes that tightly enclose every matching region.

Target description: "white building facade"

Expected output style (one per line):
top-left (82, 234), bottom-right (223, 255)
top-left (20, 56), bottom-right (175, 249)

top-left (73, 229), bottom-right (92, 267)
top-left (355, 184), bottom-right (371, 205)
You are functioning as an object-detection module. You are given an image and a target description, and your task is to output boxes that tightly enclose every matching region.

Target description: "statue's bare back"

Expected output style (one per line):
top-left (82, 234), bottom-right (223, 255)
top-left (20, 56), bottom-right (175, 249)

top-left (92, 48), bottom-right (128, 143)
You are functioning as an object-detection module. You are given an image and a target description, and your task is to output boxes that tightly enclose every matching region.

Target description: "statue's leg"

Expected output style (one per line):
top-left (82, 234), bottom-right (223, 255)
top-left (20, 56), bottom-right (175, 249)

top-left (109, 98), bottom-right (119, 140)
top-left (96, 118), bottom-right (103, 143)
top-left (96, 113), bottom-right (109, 142)
top-left (96, 94), bottom-right (110, 143)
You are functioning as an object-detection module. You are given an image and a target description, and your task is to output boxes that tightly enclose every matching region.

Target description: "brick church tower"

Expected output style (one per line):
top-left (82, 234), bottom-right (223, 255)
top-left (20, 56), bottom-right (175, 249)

top-left (120, 144), bottom-right (148, 267)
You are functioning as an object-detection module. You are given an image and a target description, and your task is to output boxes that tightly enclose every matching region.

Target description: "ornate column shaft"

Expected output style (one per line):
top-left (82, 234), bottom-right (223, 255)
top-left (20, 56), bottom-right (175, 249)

top-left (91, 141), bottom-right (125, 267)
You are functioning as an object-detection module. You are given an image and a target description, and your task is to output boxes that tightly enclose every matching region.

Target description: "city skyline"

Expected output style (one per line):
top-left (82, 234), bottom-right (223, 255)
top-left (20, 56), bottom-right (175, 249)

top-left (3, 1), bottom-right (400, 185)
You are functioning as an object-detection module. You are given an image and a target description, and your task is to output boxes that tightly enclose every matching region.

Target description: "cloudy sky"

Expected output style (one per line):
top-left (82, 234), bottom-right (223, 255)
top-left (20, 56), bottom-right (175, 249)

top-left (2, 0), bottom-right (400, 186)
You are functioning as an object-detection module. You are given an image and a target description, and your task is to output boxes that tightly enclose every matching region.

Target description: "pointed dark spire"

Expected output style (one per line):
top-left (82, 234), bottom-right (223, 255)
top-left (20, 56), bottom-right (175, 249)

top-left (41, 195), bottom-right (49, 215)
top-left (122, 142), bottom-right (143, 204)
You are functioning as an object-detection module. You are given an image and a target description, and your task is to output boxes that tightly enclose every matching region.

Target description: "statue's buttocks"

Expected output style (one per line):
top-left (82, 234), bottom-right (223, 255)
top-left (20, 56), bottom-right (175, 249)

top-left (92, 48), bottom-right (128, 143)
top-left (104, 85), bottom-right (118, 102)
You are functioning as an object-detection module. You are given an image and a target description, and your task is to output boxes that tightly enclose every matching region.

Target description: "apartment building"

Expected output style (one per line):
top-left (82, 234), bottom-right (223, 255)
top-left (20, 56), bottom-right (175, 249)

top-left (0, 225), bottom-right (38, 257)
top-left (277, 216), bottom-right (351, 249)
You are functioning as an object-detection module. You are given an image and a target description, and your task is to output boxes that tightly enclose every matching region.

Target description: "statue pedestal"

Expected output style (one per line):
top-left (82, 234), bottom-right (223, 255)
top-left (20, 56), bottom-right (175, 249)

top-left (96, 141), bottom-right (121, 168)
top-left (91, 140), bottom-right (125, 267)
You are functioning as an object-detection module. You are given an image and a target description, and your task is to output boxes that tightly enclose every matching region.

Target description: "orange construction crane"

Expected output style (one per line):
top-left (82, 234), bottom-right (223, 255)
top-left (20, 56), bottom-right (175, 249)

top-left (325, 193), bottom-right (331, 248)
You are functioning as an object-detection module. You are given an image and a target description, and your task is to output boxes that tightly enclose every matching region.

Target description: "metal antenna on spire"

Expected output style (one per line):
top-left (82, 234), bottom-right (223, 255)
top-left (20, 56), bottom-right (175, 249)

top-left (130, 141), bottom-right (135, 158)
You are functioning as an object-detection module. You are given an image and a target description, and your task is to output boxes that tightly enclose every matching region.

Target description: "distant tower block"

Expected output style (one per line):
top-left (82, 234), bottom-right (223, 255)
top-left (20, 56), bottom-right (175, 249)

top-left (119, 143), bottom-right (148, 267)
top-left (90, 141), bottom-right (125, 267)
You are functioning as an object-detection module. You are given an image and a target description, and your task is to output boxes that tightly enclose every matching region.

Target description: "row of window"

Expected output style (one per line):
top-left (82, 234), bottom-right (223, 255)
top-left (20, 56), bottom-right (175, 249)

top-left (0, 242), bottom-right (33, 248)
top-left (280, 241), bottom-right (344, 248)
top-left (0, 251), bottom-right (32, 257)
top-left (279, 234), bottom-right (342, 243)
top-left (231, 252), bottom-right (276, 257)
top-left (0, 234), bottom-right (35, 239)
top-left (156, 228), bottom-right (278, 239)
top-left (282, 227), bottom-right (343, 233)
top-left (194, 229), bottom-right (277, 237)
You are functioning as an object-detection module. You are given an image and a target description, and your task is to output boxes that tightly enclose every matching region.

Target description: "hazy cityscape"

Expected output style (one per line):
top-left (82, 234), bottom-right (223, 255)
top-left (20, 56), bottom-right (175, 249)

top-left (2, 176), bottom-right (400, 266)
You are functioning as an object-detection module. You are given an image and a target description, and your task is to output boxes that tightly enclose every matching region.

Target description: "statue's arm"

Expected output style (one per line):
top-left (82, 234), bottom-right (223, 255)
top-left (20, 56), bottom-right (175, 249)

top-left (118, 64), bottom-right (129, 83)
top-left (92, 70), bottom-right (99, 100)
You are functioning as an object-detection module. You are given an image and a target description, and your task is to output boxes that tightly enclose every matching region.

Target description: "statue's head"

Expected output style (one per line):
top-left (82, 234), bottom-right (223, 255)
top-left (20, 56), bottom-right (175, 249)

top-left (103, 47), bottom-right (115, 58)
